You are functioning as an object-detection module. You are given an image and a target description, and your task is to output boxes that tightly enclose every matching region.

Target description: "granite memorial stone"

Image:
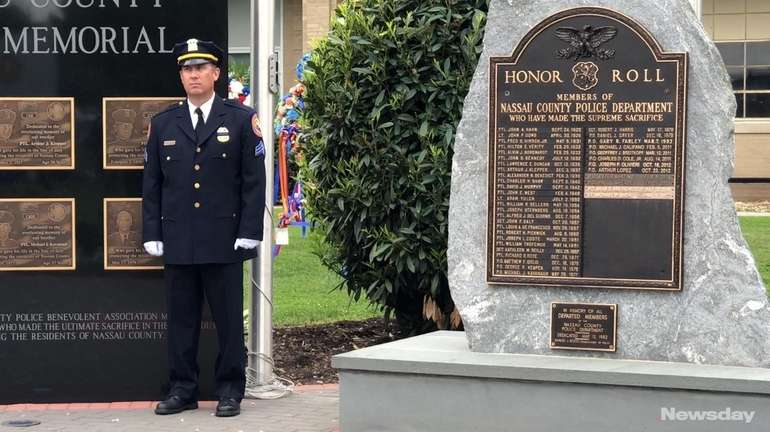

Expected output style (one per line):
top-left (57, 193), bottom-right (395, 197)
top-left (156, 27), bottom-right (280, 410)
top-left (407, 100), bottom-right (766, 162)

top-left (448, 0), bottom-right (770, 366)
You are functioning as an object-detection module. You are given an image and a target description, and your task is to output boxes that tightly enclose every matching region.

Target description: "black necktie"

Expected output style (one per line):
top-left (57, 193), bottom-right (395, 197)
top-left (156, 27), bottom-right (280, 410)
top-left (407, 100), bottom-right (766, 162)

top-left (194, 107), bottom-right (205, 139)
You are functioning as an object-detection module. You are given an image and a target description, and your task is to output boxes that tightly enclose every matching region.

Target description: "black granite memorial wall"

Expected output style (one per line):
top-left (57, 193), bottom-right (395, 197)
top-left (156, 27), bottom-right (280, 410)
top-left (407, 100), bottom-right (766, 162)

top-left (0, 0), bottom-right (228, 403)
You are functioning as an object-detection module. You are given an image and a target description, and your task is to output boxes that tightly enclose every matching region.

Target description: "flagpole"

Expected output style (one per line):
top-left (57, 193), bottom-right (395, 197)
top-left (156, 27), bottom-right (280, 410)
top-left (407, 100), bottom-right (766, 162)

top-left (248, 0), bottom-right (278, 387)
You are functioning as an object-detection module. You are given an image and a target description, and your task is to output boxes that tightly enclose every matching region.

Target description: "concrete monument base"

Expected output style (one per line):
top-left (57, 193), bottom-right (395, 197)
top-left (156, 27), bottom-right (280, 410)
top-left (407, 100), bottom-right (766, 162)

top-left (333, 331), bottom-right (770, 432)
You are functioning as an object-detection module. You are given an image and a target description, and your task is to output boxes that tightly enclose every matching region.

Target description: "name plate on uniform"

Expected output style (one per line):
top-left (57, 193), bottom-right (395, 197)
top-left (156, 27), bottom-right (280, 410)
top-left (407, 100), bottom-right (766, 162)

top-left (486, 7), bottom-right (687, 290)
top-left (104, 198), bottom-right (163, 270)
top-left (103, 97), bottom-right (184, 170)
top-left (0, 98), bottom-right (74, 170)
top-left (0, 199), bottom-right (76, 271)
top-left (550, 302), bottom-right (617, 352)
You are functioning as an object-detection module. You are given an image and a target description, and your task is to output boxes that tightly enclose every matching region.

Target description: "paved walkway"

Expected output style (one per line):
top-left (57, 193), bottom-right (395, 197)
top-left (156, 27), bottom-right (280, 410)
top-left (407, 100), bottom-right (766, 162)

top-left (0, 385), bottom-right (339, 432)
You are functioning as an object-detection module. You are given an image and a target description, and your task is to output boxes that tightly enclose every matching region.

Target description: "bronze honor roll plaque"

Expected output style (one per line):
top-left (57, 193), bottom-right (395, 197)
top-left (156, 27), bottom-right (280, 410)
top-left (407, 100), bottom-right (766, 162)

top-left (103, 198), bottom-right (163, 270)
top-left (103, 97), bottom-right (183, 169)
top-left (0, 199), bottom-right (76, 271)
top-left (0, 98), bottom-right (75, 170)
top-left (487, 7), bottom-right (687, 290)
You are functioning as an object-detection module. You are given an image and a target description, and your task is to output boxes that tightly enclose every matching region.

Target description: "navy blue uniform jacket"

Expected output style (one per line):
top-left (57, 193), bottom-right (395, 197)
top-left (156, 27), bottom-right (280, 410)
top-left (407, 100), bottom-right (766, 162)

top-left (142, 97), bottom-right (266, 265)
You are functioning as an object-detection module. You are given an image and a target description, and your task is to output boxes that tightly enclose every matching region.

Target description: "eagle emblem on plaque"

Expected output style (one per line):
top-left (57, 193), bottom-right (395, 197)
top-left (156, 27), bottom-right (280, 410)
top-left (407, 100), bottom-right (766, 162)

top-left (554, 25), bottom-right (617, 61)
top-left (571, 61), bottom-right (599, 91)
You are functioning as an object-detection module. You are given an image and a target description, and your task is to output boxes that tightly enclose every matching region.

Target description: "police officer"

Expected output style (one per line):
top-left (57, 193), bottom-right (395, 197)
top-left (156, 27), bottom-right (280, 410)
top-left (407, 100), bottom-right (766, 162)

top-left (142, 38), bottom-right (265, 418)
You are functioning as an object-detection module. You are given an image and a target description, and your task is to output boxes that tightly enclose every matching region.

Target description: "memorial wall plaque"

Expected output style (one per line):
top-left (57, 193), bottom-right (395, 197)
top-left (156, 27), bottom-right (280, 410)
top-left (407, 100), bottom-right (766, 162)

top-left (487, 7), bottom-right (687, 290)
top-left (103, 98), bottom-right (184, 170)
top-left (550, 302), bottom-right (617, 352)
top-left (0, 199), bottom-right (75, 271)
top-left (104, 199), bottom-right (163, 270)
top-left (0, 98), bottom-right (75, 170)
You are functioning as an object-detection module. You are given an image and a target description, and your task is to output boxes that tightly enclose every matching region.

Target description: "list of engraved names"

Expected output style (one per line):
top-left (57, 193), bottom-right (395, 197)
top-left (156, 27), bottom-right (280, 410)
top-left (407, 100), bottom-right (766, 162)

top-left (494, 125), bottom-right (582, 277)
top-left (490, 83), bottom-right (679, 282)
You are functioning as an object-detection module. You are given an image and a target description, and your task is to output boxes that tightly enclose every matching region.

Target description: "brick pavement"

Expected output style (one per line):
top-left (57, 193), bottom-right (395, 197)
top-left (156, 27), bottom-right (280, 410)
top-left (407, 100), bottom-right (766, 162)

top-left (0, 385), bottom-right (339, 432)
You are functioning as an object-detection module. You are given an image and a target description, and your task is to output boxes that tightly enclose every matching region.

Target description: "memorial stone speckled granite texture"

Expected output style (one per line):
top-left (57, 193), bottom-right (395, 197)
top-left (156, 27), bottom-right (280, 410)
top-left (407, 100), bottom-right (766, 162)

top-left (448, 0), bottom-right (770, 367)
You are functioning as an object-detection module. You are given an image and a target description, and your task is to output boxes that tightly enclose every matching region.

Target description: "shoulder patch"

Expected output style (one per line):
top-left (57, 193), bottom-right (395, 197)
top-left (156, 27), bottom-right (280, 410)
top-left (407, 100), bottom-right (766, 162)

top-left (251, 114), bottom-right (263, 139)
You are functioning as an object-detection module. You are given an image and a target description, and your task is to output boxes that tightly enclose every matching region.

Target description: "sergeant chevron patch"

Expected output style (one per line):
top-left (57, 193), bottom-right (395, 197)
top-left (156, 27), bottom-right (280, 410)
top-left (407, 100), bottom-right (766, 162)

top-left (255, 142), bottom-right (265, 157)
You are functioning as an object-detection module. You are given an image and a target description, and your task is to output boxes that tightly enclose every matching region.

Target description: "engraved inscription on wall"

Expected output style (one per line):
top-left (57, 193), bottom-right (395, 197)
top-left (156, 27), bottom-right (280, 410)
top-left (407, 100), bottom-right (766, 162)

top-left (488, 8), bottom-right (687, 290)
top-left (0, 312), bottom-right (218, 344)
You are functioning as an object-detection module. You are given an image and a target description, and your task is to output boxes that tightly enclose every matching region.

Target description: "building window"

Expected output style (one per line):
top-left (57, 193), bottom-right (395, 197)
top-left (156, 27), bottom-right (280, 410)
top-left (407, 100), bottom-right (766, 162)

top-left (716, 41), bottom-right (770, 118)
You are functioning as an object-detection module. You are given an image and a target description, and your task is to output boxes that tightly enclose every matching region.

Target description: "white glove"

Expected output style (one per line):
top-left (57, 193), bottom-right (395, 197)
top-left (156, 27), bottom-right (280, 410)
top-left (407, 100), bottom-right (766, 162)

top-left (234, 238), bottom-right (260, 250)
top-left (143, 241), bottom-right (164, 257)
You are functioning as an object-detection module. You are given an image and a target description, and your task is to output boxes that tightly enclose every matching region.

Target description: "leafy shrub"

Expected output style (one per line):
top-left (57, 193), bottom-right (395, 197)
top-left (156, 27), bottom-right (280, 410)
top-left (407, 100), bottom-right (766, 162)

top-left (302, 0), bottom-right (487, 334)
top-left (228, 58), bottom-right (250, 87)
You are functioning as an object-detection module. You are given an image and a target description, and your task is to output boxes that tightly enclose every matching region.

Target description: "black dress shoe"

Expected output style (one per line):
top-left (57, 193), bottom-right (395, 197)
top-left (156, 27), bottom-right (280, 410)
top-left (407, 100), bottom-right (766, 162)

top-left (215, 397), bottom-right (241, 417)
top-left (154, 395), bottom-right (198, 415)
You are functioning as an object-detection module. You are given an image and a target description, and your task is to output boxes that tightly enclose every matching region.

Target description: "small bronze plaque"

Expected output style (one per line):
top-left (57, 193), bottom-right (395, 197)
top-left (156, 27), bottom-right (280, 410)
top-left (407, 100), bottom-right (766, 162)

top-left (0, 98), bottom-right (75, 170)
top-left (487, 7), bottom-right (687, 290)
top-left (550, 302), bottom-right (617, 352)
top-left (104, 198), bottom-right (163, 270)
top-left (103, 97), bottom-right (184, 170)
top-left (0, 199), bottom-right (76, 271)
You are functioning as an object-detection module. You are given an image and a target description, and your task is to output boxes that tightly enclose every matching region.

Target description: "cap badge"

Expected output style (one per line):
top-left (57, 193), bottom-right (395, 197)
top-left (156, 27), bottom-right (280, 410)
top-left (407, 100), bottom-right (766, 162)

top-left (186, 38), bottom-right (199, 52)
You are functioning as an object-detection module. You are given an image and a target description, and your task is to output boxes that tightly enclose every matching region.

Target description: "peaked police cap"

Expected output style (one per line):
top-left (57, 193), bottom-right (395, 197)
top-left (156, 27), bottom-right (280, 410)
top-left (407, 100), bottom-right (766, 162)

top-left (173, 38), bottom-right (224, 67)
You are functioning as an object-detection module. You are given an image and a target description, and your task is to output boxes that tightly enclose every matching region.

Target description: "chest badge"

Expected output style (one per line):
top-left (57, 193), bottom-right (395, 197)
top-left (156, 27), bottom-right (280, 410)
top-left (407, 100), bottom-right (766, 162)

top-left (216, 126), bottom-right (230, 143)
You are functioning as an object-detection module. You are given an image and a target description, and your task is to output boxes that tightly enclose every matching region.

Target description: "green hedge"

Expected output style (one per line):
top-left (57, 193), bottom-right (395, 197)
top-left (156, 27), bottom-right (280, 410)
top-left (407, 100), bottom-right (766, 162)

top-left (302, 0), bottom-right (488, 334)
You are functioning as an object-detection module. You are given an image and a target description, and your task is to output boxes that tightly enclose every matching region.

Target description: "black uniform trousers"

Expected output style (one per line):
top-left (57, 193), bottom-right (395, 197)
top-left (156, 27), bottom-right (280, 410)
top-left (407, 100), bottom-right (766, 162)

top-left (164, 262), bottom-right (245, 401)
